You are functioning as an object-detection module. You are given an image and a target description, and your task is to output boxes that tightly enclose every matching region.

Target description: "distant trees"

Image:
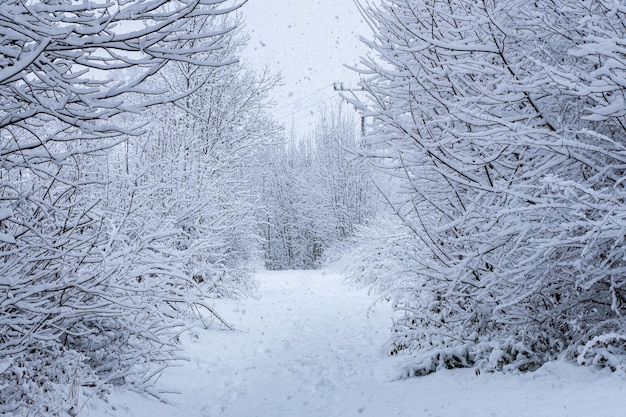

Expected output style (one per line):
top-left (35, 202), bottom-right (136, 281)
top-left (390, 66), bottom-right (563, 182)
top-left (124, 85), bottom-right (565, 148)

top-left (258, 103), bottom-right (377, 269)
top-left (0, 1), bottom-right (263, 414)
top-left (355, 0), bottom-right (626, 375)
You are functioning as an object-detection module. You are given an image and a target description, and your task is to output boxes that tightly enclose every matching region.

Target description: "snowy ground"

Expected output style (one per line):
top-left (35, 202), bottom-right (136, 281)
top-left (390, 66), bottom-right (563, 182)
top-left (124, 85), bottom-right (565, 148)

top-left (84, 269), bottom-right (624, 417)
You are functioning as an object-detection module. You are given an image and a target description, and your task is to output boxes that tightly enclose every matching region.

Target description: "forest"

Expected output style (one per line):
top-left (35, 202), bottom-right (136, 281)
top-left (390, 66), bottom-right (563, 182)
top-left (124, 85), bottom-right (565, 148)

top-left (1, 0), bottom-right (625, 415)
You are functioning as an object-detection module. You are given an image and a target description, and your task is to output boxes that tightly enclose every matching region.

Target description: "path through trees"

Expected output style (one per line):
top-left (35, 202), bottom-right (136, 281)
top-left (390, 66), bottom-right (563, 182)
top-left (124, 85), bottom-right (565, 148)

top-left (85, 269), bottom-right (622, 417)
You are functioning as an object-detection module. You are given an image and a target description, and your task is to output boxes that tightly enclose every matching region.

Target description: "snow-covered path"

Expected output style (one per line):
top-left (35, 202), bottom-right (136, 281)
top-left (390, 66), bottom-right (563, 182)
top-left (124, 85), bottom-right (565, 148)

top-left (195, 269), bottom-right (393, 416)
top-left (86, 269), bottom-right (624, 417)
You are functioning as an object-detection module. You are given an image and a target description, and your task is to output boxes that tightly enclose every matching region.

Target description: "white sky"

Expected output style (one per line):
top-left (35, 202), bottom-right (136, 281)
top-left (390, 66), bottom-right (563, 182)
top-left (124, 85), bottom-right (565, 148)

top-left (240, 0), bottom-right (373, 134)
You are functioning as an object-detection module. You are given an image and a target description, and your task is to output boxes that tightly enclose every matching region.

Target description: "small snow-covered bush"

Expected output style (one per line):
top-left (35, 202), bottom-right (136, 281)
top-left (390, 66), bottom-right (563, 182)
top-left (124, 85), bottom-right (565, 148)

top-left (0, 343), bottom-right (86, 416)
top-left (578, 333), bottom-right (626, 373)
top-left (394, 346), bottom-right (473, 378)
top-left (325, 214), bottom-right (419, 292)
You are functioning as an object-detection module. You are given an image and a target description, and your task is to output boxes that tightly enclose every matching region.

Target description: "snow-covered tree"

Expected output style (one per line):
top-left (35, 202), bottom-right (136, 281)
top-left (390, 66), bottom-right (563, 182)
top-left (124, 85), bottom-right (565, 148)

top-left (129, 26), bottom-right (281, 295)
top-left (258, 102), bottom-right (377, 269)
top-left (354, 0), bottom-right (626, 375)
top-left (0, 1), bottom-right (244, 414)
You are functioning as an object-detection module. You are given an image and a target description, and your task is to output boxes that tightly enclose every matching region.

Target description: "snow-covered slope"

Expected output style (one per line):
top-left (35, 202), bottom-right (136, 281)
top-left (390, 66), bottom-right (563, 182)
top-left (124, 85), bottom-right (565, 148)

top-left (84, 269), bottom-right (624, 417)
top-left (240, 0), bottom-right (371, 133)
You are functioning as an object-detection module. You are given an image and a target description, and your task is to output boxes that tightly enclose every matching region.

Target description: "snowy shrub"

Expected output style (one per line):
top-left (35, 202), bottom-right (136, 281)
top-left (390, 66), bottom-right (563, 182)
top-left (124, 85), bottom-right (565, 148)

top-left (0, 343), bottom-right (86, 416)
top-left (325, 213), bottom-right (419, 293)
top-left (578, 334), bottom-right (626, 373)
top-left (0, 178), bottom-right (229, 414)
top-left (394, 346), bottom-right (473, 378)
top-left (355, 0), bottom-right (626, 375)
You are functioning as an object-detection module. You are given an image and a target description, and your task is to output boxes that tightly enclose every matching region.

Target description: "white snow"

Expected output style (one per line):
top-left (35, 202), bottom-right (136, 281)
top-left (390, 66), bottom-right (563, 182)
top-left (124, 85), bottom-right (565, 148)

top-left (0, 206), bottom-right (12, 221)
top-left (0, 233), bottom-right (15, 244)
top-left (84, 269), bottom-right (625, 417)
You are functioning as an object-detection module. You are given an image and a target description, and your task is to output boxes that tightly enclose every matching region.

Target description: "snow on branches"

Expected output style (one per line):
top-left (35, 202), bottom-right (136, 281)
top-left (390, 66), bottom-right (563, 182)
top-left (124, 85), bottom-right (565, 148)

top-left (0, 1), bottom-right (246, 414)
top-left (355, 0), bottom-right (626, 375)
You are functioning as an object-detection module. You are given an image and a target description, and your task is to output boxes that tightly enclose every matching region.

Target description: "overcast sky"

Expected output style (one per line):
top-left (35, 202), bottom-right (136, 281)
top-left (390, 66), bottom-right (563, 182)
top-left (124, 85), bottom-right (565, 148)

top-left (240, 0), bottom-right (373, 134)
